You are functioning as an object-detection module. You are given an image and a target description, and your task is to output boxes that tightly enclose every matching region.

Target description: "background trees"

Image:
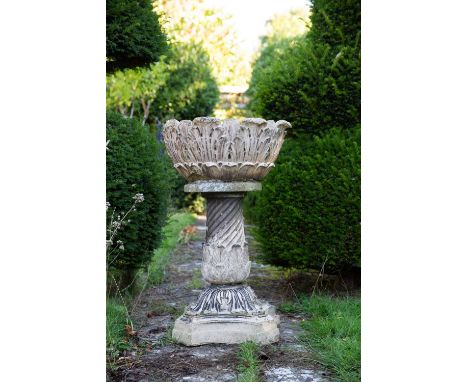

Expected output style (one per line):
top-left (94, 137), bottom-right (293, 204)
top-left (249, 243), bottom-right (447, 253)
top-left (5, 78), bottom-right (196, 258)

top-left (154, 0), bottom-right (250, 87)
top-left (106, 43), bottom-right (219, 128)
top-left (148, 43), bottom-right (219, 123)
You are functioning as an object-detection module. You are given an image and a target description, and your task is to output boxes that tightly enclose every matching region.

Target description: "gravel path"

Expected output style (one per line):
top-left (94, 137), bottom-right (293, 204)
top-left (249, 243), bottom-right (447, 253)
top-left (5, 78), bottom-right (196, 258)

top-left (109, 217), bottom-right (332, 382)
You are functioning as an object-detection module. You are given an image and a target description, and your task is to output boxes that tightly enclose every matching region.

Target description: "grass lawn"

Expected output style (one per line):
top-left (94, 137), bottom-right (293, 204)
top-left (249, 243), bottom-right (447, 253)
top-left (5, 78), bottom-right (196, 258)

top-left (146, 212), bottom-right (196, 285)
top-left (106, 298), bottom-right (131, 359)
top-left (236, 341), bottom-right (261, 382)
top-left (297, 294), bottom-right (361, 382)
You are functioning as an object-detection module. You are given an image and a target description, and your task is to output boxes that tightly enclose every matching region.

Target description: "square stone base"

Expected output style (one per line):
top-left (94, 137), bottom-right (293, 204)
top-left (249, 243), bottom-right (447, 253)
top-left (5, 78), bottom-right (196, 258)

top-left (172, 313), bottom-right (280, 346)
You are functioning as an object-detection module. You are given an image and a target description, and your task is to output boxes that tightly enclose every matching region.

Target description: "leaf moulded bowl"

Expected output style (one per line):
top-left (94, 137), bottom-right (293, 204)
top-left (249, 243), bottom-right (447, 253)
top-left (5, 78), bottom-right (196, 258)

top-left (162, 117), bottom-right (291, 182)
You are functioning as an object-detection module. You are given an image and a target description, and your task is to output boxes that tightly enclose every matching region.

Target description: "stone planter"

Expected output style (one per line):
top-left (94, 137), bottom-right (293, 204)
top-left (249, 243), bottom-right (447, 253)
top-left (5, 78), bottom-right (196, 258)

top-left (163, 117), bottom-right (290, 346)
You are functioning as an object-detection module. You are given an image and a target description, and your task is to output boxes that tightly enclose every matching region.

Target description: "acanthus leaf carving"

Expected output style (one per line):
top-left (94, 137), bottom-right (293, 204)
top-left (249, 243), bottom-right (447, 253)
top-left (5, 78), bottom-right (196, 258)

top-left (163, 117), bottom-right (291, 182)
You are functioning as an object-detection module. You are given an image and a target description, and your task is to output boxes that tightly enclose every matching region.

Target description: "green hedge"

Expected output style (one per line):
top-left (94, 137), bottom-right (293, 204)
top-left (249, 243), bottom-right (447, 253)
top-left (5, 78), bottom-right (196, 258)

top-left (106, 0), bottom-right (167, 72)
top-left (106, 112), bottom-right (174, 279)
top-left (245, 0), bottom-right (361, 279)
top-left (309, 0), bottom-right (361, 48)
top-left (247, 37), bottom-right (360, 137)
top-left (252, 127), bottom-right (360, 275)
top-left (247, 0), bottom-right (360, 137)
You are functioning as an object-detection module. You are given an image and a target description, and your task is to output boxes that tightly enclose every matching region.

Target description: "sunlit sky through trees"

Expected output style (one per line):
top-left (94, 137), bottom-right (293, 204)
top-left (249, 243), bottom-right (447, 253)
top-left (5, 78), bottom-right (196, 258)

top-left (205, 0), bottom-right (309, 55)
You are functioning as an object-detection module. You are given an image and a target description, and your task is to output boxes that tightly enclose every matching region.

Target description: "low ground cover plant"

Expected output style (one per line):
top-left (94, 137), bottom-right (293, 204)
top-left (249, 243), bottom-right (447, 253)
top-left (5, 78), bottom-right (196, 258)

top-left (106, 297), bottom-right (132, 363)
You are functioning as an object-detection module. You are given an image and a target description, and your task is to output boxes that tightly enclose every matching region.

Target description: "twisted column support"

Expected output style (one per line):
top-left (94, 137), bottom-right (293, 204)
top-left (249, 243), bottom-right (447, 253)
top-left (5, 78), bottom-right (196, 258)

top-left (202, 194), bottom-right (250, 284)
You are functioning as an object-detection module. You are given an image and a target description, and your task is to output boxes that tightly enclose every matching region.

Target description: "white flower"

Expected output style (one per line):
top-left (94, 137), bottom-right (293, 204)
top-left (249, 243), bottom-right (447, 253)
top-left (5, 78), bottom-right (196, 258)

top-left (117, 240), bottom-right (124, 250)
top-left (133, 193), bottom-right (144, 203)
top-left (106, 202), bottom-right (110, 210)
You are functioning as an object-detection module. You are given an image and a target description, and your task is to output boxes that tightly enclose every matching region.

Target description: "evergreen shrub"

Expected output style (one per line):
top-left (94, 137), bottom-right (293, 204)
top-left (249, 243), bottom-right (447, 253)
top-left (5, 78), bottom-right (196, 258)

top-left (106, 112), bottom-right (174, 280)
top-left (247, 37), bottom-right (360, 137)
top-left (106, 0), bottom-right (167, 72)
top-left (309, 0), bottom-right (361, 48)
top-left (245, 0), bottom-right (361, 279)
top-left (252, 127), bottom-right (360, 275)
top-left (150, 43), bottom-right (219, 123)
top-left (247, 0), bottom-right (360, 137)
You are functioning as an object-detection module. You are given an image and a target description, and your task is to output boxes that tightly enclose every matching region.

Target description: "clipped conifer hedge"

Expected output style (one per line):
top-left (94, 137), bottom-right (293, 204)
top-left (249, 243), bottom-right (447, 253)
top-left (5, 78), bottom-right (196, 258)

top-left (247, 37), bottom-right (360, 137)
top-left (106, 111), bottom-right (174, 284)
top-left (252, 127), bottom-right (360, 276)
top-left (106, 0), bottom-right (167, 72)
top-left (245, 0), bottom-right (361, 282)
top-left (247, 0), bottom-right (360, 137)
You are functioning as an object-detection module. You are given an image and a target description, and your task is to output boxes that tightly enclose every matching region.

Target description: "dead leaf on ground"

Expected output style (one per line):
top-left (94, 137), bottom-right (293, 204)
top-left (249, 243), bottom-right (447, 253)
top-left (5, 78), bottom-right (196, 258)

top-left (125, 324), bottom-right (136, 336)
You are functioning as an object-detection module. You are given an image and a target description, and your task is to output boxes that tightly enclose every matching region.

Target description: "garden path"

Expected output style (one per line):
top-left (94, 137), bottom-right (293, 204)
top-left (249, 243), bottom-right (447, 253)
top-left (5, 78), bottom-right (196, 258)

top-left (111, 217), bottom-right (331, 382)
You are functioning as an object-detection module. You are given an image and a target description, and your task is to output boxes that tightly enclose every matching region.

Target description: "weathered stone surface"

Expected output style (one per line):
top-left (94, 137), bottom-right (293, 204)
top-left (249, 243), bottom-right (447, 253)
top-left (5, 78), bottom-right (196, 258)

top-left (184, 180), bottom-right (261, 193)
top-left (202, 195), bottom-right (250, 284)
top-left (265, 367), bottom-right (328, 382)
top-left (163, 117), bottom-right (291, 182)
top-left (172, 311), bottom-right (280, 346)
top-left (172, 284), bottom-right (280, 346)
top-left (186, 285), bottom-right (268, 316)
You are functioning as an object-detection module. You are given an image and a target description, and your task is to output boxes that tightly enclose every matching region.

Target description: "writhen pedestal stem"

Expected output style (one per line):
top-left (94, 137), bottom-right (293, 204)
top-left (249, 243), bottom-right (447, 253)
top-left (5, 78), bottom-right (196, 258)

top-left (201, 193), bottom-right (251, 285)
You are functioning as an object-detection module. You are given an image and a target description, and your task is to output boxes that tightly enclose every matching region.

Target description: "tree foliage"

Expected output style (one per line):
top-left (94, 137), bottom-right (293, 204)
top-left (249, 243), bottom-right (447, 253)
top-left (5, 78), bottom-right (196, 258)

top-left (106, 43), bottom-right (219, 126)
top-left (260, 7), bottom-right (310, 46)
top-left (154, 0), bottom-right (250, 86)
top-left (149, 43), bottom-right (219, 122)
top-left (248, 37), bottom-right (360, 136)
top-left (106, 0), bottom-right (167, 72)
top-left (106, 59), bottom-right (169, 124)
